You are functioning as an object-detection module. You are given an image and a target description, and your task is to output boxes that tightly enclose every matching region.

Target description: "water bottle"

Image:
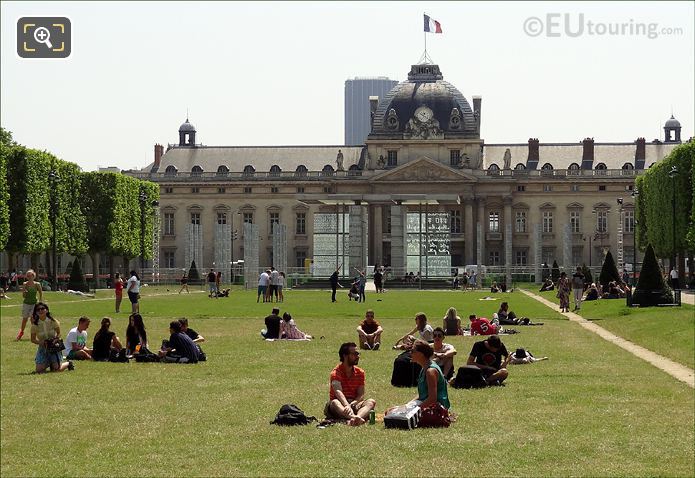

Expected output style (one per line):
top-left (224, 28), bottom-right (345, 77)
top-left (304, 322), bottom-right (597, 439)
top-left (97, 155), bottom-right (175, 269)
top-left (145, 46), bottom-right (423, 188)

top-left (369, 409), bottom-right (375, 425)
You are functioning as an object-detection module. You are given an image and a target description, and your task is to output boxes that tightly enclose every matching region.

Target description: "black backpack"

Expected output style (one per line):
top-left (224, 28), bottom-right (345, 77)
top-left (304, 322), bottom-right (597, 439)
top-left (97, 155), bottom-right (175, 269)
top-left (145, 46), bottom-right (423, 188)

top-left (391, 351), bottom-right (422, 387)
top-left (270, 404), bottom-right (317, 426)
top-left (108, 348), bottom-right (129, 363)
top-left (451, 365), bottom-right (488, 389)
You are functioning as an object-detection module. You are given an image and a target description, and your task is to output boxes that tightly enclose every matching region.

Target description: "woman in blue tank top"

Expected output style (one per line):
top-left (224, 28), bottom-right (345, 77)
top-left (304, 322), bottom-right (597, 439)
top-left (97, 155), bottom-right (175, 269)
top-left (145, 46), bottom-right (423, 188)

top-left (411, 339), bottom-right (450, 409)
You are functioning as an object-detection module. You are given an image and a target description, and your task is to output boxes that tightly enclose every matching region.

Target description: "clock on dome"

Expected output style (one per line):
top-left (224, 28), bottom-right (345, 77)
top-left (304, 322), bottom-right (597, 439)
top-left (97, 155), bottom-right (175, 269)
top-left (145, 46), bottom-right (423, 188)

top-left (414, 106), bottom-right (433, 123)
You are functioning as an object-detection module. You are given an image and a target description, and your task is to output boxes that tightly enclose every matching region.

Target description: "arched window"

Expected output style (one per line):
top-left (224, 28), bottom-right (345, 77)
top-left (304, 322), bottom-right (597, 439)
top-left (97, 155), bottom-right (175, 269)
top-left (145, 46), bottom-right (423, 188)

top-left (191, 165), bottom-right (203, 177)
top-left (269, 165), bottom-right (281, 177)
top-left (295, 165), bottom-right (308, 177)
top-left (514, 163), bottom-right (526, 170)
top-left (622, 162), bottom-right (634, 170)
top-left (321, 164), bottom-right (335, 177)
top-left (216, 165), bottom-right (229, 177)
top-left (595, 163), bottom-right (607, 170)
top-left (348, 164), bottom-right (361, 176)
top-left (541, 163), bottom-right (554, 170)
top-left (164, 165), bottom-right (177, 177)
top-left (242, 165), bottom-right (255, 178)
top-left (488, 164), bottom-right (500, 171)
top-left (568, 163), bottom-right (580, 170)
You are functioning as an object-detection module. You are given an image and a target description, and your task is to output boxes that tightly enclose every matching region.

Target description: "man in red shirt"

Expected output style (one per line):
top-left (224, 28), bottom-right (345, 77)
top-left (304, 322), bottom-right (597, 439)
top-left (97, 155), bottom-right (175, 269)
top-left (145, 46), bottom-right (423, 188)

top-left (469, 314), bottom-right (499, 336)
top-left (325, 342), bottom-right (376, 426)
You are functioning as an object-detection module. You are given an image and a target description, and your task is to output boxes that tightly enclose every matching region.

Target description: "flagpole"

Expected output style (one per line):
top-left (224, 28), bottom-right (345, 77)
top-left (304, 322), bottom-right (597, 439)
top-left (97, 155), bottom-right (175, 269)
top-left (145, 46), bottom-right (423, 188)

top-left (424, 12), bottom-right (427, 58)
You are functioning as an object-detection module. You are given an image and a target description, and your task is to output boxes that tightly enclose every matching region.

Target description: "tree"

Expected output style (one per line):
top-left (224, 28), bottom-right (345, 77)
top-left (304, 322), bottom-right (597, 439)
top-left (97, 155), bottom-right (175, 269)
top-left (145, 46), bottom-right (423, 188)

top-left (67, 258), bottom-right (89, 292)
top-left (598, 250), bottom-right (621, 288)
top-left (632, 244), bottom-right (673, 306)
top-left (188, 260), bottom-right (201, 285)
top-left (0, 126), bottom-right (16, 147)
top-left (551, 261), bottom-right (560, 282)
top-left (0, 141), bottom-right (10, 251)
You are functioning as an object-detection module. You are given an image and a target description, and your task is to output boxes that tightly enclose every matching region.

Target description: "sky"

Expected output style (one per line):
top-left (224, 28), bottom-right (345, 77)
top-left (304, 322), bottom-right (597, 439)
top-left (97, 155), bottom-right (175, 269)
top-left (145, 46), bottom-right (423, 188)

top-left (1, 1), bottom-right (693, 172)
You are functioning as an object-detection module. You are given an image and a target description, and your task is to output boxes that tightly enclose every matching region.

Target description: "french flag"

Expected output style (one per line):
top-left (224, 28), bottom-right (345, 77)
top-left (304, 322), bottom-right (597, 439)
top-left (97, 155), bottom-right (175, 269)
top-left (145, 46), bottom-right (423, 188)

top-left (424, 14), bottom-right (442, 33)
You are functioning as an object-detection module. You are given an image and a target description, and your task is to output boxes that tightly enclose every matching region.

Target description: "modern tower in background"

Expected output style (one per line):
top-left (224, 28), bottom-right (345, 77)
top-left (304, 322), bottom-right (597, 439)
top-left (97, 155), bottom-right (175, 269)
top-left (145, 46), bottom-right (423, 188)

top-left (344, 77), bottom-right (398, 145)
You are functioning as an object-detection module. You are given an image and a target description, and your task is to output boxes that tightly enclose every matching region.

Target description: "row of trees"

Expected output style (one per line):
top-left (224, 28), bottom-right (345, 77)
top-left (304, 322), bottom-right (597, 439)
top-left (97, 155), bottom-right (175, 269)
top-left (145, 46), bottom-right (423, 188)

top-left (635, 140), bottom-right (695, 261)
top-left (0, 127), bottom-right (159, 285)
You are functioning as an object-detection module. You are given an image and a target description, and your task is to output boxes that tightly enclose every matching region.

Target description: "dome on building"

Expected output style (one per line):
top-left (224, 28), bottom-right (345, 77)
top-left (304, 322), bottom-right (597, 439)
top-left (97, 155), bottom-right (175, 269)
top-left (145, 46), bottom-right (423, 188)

top-left (179, 119), bottom-right (196, 132)
top-left (371, 64), bottom-right (479, 138)
top-left (664, 115), bottom-right (681, 128)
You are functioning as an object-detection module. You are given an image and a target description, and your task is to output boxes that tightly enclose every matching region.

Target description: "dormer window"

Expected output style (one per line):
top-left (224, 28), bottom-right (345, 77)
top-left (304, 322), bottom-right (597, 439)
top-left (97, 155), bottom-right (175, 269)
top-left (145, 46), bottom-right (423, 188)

top-left (295, 165), bottom-right (308, 177)
top-left (242, 165), bottom-right (255, 178)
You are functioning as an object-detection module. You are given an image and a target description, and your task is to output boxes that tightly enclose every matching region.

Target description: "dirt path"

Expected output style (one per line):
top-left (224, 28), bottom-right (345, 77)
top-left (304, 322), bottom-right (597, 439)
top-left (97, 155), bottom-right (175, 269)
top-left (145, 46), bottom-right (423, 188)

top-left (0, 290), bottom-right (206, 309)
top-left (520, 289), bottom-right (694, 388)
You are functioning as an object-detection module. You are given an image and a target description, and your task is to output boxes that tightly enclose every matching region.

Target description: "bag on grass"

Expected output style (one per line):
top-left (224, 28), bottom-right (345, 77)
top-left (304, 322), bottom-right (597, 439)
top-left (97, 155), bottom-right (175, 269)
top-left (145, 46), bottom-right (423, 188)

top-left (418, 402), bottom-right (451, 428)
top-left (45, 337), bottom-right (65, 354)
top-left (134, 346), bottom-right (160, 363)
top-left (451, 365), bottom-right (488, 389)
top-left (270, 404), bottom-right (317, 426)
top-left (108, 348), bottom-right (129, 363)
top-left (391, 351), bottom-right (422, 387)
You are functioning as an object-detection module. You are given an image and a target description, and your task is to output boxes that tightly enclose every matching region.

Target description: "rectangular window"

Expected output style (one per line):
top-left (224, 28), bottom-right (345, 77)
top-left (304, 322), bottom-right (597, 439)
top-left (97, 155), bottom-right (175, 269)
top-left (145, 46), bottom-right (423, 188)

top-left (217, 213), bottom-right (227, 225)
top-left (450, 149), bottom-right (461, 166)
top-left (271, 186), bottom-right (279, 193)
top-left (190, 212), bottom-right (201, 225)
top-left (296, 213), bottom-right (306, 235)
top-left (296, 250), bottom-right (307, 268)
top-left (217, 187), bottom-right (226, 194)
top-left (386, 213), bottom-right (391, 234)
top-left (517, 185), bottom-right (525, 192)
top-left (164, 251), bottom-right (175, 268)
top-left (515, 211), bottom-right (527, 233)
top-left (488, 251), bottom-right (500, 265)
top-left (323, 186), bottom-right (332, 193)
top-left (164, 187), bottom-right (173, 194)
top-left (571, 184), bottom-right (580, 192)
top-left (244, 187), bottom-right (252, 194)
top-left (598, 185), bottom-right (606, 191)
top-left (297, 186), bottom-right (305, 193)
top-left (542, 211), bottom-right (553, 233)
top-left (488, 211), bottom-right (500, 232)
top-left (624, 210), bottom-right (634, 233)
top-left (570, 211), bottom-right (581, 233)
top-left (450, 210), bottom-right (461, 233)
top-left (597, 210), bottom-right (608, 232)
top-left (269, 212), bottom-right (280, 233)
top-left (164, 213), bottom-right (175, 236)
top-left (243, 212), bottom-right (253, 224)
top-left (543, 184), bottom-right (553, 192)
top-left (515, 250), bottom-right (527, 266)
top-left (387, 150), bottom-right (398, 167)
top-left (191, 187), bottom-right (200, 194)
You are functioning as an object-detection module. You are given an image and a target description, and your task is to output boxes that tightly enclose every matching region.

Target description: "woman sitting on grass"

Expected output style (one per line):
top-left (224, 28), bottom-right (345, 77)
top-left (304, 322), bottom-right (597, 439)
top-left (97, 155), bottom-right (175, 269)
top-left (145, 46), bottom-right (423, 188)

top-left (92, 317), bottom-right (123, 361)
top-left (30, 302), bottom-right (73, 373)
top-left (442, 307), bottom-right (463, 336)
top-left (280, 313), bottom-right (312, 340)
top-left (126, 313), bottom-right (148, 355)
top-left (393, 313), bottom-right (434, 350)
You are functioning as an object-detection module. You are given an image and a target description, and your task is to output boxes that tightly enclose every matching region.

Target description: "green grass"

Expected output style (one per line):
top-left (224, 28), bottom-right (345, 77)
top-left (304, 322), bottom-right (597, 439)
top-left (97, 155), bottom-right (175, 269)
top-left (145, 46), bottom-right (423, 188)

top-left (535, 288), bottom-right (695, 368)
top-left (1, 288), bottom-right (694, 477)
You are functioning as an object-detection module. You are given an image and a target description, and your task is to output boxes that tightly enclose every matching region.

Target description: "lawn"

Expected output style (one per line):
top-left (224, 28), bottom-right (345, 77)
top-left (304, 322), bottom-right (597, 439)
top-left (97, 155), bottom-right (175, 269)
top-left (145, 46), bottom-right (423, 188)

top-left (534, 288), bottom-right (695, 368)
top-left (1, 288), bottom-right (693, 477)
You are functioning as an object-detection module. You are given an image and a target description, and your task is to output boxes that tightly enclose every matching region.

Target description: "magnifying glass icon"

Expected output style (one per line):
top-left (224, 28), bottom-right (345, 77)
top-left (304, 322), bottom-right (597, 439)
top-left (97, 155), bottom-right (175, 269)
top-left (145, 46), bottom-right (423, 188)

top-left (33, 27), bottom-right (53, 49)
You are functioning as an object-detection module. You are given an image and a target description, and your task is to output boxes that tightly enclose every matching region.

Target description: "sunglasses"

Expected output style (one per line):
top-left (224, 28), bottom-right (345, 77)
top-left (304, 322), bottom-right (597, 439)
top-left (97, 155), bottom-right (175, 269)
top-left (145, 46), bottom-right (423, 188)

top-left (36, 307), bottom-right (47, 311)
top-left (433, 334), bottom-right (444, 338)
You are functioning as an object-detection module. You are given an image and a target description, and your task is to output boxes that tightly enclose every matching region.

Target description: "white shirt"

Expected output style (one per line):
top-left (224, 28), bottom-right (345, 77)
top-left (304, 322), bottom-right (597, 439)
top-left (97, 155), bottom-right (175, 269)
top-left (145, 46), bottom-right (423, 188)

top-left (127, 276), bottom-right (140, 293)
top-left (64, 327), bottom-right (88, 357)
top-left (670, 269), bottom-right (678, 279)
top-left (277, 275), bottom-right (284, 287)
top-left (258, 272), bottom-right (269, 286)
top-left (270, 270), bottom-right (279, 286)
top-left (418, 324), bottom-right (434, 342)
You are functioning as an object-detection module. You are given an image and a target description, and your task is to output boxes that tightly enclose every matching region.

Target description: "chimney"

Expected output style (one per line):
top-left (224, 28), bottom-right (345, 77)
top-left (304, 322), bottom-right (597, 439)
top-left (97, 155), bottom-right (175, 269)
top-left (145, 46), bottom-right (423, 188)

top-left (527, 138), bottom-right (539, 169)
top-left (634, 137), bottom-right (646, 170)
top-left (369, 96), bottom-right (379, 124)
top-left (472, 96), bottom-right (482, 132)
top-left (153, 144), bottom-right (163, 172)
top-left (581, 137), bottom-right (594, 170)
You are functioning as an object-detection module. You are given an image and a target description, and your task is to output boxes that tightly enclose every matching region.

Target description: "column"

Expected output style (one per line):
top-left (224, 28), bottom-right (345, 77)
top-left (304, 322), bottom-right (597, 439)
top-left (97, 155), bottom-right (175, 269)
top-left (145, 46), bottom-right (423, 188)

top-left (476, 198), bottom-right (486, 265)
top-left (349, 205), bottom-right (366, 271)
top-left (464, 196), bottom-right (474, 265)
top-left (504, 196), bottom-right (513, 286)
top-left (368, 205), bottom-right (383, 266)
top-left (390, 204), bottom-right (406, 274)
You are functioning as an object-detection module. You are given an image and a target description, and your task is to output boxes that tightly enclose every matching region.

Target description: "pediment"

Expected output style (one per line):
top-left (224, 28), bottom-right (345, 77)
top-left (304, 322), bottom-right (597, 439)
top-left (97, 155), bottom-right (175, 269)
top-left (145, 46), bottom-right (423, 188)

top-left (370, 157), bottom-right (477, 183)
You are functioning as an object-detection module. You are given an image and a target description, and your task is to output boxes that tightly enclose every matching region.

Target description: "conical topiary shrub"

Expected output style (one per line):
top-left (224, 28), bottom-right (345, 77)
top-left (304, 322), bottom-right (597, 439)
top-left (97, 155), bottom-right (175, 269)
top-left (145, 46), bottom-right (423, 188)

top-left (632, 244), bottom-right (673, 306)
top-left (551, 261), bottom-right (560, 283)
top-left (67, 258), bottom-right (89, 292)
top-left (598, 250), bottom-right (621, 289)
top-left (188, 260), bottom-right (201, 285)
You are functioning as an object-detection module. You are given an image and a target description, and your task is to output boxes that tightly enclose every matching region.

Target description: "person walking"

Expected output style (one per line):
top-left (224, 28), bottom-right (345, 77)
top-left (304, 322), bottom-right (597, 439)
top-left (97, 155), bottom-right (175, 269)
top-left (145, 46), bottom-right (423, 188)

top-left (557, 271), bottom-right (570, 313)
top-left (179, 271), bottom-right (190, 294)
top-left (126, 271), bottom-right (141, 314)
top-left (329, 265), bottom-right (342, 302)
top-left (17, 269), bottom-right (43, 341)
top-left (571, 267), bottom-right (584, 311)
top-left (113, 273), bottom-right (124, 313)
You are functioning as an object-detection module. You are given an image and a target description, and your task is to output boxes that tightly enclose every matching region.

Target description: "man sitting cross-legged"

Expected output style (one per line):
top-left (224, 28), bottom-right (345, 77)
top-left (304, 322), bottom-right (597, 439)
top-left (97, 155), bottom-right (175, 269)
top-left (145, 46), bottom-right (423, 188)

top-left (357, 309), bottom-right (383, 350)
top-left (64, 316), bottom-right (93, 360)
top-left (159, 320), bottom-right (199, 363)
top-left (465, 334), bottom-right (510, 386)
top-left (324, 342), bottom-right (376, 426)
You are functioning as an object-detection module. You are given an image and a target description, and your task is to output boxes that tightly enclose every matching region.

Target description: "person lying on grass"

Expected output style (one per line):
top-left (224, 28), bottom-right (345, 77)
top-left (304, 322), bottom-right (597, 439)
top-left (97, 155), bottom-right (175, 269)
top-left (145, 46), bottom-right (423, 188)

top-left (324, 342), bottom-right (376, 426)
top-left (393, 312), bottom-right (434, 350)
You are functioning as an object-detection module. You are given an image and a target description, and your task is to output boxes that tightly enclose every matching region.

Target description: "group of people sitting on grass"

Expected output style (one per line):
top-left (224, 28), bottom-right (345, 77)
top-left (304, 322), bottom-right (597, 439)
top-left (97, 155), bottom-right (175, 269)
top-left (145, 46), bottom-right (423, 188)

top-left (261, 307), bottom-right (313, 340)
top-left (29, 303), bottom-right (206, 373)
top-left (325, 332), bottom-right (515, 426)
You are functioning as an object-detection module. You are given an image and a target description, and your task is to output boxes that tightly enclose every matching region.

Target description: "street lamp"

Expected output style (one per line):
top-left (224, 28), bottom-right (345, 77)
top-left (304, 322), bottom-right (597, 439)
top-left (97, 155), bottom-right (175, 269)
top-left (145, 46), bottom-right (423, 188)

top-left (230, 211), bottom-right (240, 285)
top-left (48, 169), bottom-right (60, 291)
top-left (139, 191), bottom-right (147, 271)
top-left (631, 187), bottom-right (639, 286)
top-left (668, 165), bottom-right (678, 278)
